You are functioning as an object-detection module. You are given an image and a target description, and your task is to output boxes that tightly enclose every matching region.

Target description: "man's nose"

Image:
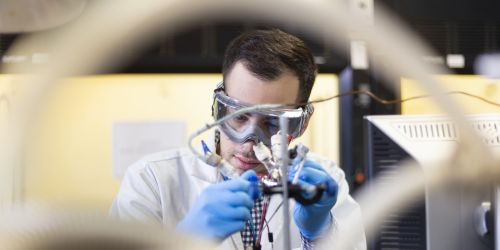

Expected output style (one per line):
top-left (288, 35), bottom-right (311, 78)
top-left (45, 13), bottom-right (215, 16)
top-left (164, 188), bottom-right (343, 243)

top-left (241, 139), bottom-right (257, 151)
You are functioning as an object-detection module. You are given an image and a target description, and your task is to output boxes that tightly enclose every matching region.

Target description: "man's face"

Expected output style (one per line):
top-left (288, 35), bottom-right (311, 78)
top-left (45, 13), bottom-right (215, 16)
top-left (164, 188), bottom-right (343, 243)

top-left (220, 61), bottom-right (300, 175)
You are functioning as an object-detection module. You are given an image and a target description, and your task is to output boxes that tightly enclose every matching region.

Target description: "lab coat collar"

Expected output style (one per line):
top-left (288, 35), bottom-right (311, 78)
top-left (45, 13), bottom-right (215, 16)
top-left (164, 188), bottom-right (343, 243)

top-left (188, 153), bottom-right (220, 184)
top-left (187, 130), bottom-right (221, 184)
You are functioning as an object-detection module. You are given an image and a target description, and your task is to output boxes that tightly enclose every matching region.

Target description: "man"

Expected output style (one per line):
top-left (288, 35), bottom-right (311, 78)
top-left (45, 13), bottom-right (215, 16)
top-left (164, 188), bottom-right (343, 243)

top-left (111, 29), bottom-right (366, 250)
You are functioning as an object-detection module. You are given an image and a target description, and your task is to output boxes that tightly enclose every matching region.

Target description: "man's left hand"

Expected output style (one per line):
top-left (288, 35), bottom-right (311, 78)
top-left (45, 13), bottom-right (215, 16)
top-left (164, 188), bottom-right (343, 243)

top-left (288, 160), bottom-right (338, 240)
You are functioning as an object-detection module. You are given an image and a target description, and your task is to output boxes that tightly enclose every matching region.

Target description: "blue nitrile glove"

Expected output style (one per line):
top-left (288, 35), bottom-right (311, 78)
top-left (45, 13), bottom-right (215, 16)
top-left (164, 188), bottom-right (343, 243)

top-left (288, 160), bottom-right (338, 240)
top-left (176, 170), bottom-right (260, 241)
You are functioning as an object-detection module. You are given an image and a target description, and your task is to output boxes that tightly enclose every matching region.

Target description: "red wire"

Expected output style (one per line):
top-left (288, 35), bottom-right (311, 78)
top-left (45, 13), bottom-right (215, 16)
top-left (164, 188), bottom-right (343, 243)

top-left (256, 197), bottom-right (271, 246)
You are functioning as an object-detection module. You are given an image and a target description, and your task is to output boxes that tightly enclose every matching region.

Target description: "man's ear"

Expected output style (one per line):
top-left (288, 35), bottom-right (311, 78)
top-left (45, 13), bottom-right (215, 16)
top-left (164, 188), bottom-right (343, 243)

top-left (214, 129), bottom-right (221, 154)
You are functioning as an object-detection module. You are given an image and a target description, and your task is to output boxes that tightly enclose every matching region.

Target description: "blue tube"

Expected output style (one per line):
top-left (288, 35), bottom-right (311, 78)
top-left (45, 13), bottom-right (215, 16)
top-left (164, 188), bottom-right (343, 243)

top-left (248, 175), bottom-right (260, 200)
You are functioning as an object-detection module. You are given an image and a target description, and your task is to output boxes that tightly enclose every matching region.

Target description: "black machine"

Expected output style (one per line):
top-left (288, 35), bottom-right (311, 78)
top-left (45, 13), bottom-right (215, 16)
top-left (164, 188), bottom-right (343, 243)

top-left (364, 114), bottom-right (496, 250)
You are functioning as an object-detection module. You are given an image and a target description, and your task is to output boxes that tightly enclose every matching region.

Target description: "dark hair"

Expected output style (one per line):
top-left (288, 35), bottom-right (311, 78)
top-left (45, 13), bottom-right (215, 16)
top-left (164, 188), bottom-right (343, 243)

top-left (222, 29), bottom-right (317, 103)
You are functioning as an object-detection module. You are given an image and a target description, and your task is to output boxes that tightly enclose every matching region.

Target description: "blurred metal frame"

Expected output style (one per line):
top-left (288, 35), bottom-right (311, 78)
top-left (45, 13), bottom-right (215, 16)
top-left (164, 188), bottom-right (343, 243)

top-left (0, 0), bottom-right (498, 248)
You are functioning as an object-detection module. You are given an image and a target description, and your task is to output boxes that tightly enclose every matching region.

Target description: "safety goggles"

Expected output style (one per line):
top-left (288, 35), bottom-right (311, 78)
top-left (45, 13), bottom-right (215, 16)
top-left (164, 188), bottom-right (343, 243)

top-left (211, 86), bottom-right (313, 146)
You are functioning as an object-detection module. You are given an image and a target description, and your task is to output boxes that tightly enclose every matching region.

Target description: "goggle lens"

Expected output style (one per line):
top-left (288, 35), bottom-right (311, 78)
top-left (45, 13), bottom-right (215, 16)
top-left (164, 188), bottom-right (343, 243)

top-left (212, 91), bottom-right (309, 145)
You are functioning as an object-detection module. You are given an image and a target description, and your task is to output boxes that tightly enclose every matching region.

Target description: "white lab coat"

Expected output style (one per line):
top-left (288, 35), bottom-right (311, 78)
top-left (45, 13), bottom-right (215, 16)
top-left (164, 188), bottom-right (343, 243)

top-left (110, 148), bottom-right (366, 250)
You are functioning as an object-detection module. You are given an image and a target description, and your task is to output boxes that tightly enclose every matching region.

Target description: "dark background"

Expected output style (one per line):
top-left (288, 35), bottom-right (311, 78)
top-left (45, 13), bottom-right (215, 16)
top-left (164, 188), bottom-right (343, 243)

top-left (1, 0), bottom-right (499, 191)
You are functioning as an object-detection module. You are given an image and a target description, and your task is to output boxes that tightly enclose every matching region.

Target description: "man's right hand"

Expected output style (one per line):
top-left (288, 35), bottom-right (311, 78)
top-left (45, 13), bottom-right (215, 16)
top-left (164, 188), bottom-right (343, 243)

top-left (176, 170), bottom-right (257, 241)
